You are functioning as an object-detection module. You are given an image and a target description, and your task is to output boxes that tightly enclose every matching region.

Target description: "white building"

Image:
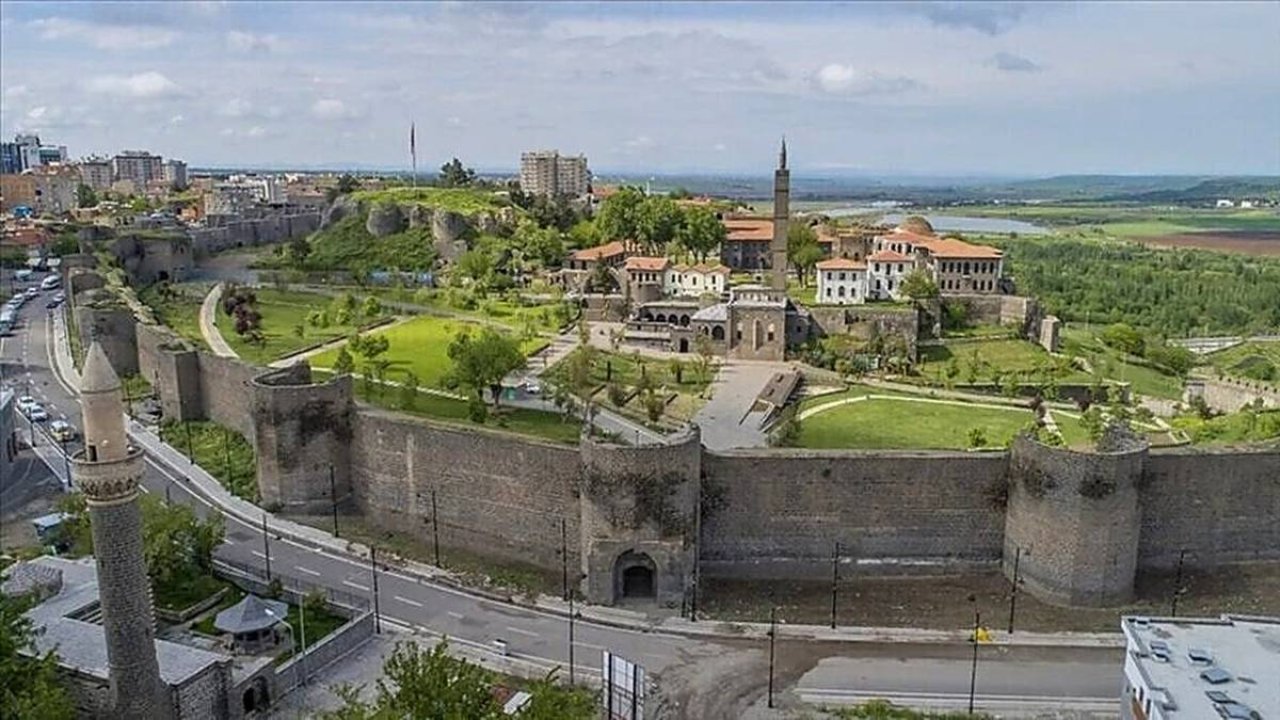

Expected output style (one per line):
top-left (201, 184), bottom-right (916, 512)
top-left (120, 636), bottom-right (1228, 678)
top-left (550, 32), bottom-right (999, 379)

top-left (1216, 199), bottom-right (1235, 208)
top-left (815, 257), bottom-right (867, 305)
top-left (520, 150), bottom-right (590, 197)
top-left (866, 249), bottom-right (911, 300)
top-left (667, 262), bottom-right (730, 297)
top-left (1120, 614), bottom-right (1279, 720)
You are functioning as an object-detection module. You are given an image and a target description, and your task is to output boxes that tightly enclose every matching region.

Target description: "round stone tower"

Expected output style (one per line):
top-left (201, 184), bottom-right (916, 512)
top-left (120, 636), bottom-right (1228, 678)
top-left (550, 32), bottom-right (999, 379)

top-left (72, 342), bottom-right (166, 719)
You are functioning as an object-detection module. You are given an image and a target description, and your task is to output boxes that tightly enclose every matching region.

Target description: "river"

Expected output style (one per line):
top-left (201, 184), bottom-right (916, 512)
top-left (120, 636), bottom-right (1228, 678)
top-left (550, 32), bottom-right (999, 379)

top-left (820, 209), bottom-right (1050, 235)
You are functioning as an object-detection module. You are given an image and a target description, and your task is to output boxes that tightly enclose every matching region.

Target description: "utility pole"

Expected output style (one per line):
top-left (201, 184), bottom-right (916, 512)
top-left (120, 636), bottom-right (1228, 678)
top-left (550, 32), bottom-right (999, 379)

top-left (1007, 545), bottom-right (1021, 634)
top-left (831, 541), bottom-right (840, 629)
top-left (329, 465), bottom-right (339, 538)
top-left (299, 596), bottom-right (309, 686)
top-left (1171, 548), bottom-right (1187, 617)
top-left (568, 586), bottom-right (577, 684)
top-left (370, 547), bottom-right (382, 634)
top-left (431, 488), bottom-right (441, 567)
top-left (221, 427), bottom-right (233, 482)
top-left (691, 482), bottom-right (700, 622)
top-left (767, 606), bottom-right (778, 709)
top-left (560, 518), bottom-right (569, 601)
top-left (968, 609), bottom-right (981, 716)
top-left (184, 421), bottom-right (195, 462)
top-left (261, 513), bottom-right (272, 581)
top-left (58, 435), bottom-right (71, 486)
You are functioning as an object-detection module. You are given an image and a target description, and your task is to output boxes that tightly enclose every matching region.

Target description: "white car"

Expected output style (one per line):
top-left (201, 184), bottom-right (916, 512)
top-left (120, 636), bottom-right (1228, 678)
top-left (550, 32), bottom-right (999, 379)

top-left (26, 404), bottom-right (49, 422)
top-left (17, 395), bottom-right (39, 413)
top-left (524, 380), bottom-right (542, 395)
top-left (50, 420), bottom-right (76, 442)
top-left (24, 287), bottom-right (39, 298)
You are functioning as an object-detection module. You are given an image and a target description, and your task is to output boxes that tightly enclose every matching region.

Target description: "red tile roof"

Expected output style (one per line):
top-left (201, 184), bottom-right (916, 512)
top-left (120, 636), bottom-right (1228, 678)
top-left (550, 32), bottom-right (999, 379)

top-left (923, 238), bottom-right (1003, 259)
top-left (675, 262), bottom-right (731, 275)
top-left (571, 240), bottom-right (627, 262)
top-left (624, 256), bottom-right (669, 272)
top-left (816, 257), bottom-right (866, 270)
top-left (868, 249), bottom-right (912, 263)
top-left (723, 217), bottom-right (774, 242)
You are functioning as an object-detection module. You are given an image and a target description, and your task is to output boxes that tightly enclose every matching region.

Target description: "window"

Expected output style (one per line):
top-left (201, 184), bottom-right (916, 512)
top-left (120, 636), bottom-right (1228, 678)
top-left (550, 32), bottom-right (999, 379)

top-left (839, 272), bottom-right (846, 281)
top-left (826, 287), bottom-right (832, 297)
top-left (837, 286), bottom-right (846, 297)
top-left (874, 263), bottom-right (880, 273)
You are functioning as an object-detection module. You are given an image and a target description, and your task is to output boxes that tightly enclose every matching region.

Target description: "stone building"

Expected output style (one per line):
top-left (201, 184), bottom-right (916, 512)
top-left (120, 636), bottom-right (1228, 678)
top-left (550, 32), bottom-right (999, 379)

top-left (719, 217), bottom-right (774, 271)
top-left (873, 218), bottom-right (1005, 295)
top-left (112, 151), bottom-right (164, 186)
top-left (519, 150), bottom-right (590, 198)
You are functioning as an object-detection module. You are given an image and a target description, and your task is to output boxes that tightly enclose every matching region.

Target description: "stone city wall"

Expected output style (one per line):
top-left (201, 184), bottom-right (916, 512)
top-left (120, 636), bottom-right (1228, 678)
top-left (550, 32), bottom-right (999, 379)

top-left (700, 449), bottom-right (1009, 579)
top-left (350, 410), bottom-right (582, 572)
top-left (189, 212), bottom-right (321, 257)
top-left (1139, 447), bottom-right (1280, 568)
top-left (806, 305), bottom-right (920, 359)
top-left (251, 365), bottom-right (353, 513)
top-left (135, 322), bottom-right (203, 422)
top-left (944, 294), bottom-right (1042, 338)
top-left (1004, 434), bottom-right (1146, 606)
top-left (170, 661), bottom-right (231, 720)
top-left (1186, 376), bottom-right (1280, 414)
top-left (74, 302), bottom-right (139, 377)
top-left (195, 353), bottom-right (261, 440)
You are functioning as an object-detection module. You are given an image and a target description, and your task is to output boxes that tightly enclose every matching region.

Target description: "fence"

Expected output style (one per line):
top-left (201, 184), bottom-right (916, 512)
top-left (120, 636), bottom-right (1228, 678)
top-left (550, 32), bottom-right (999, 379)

top-left (214, 556), bottom-right (371, 613)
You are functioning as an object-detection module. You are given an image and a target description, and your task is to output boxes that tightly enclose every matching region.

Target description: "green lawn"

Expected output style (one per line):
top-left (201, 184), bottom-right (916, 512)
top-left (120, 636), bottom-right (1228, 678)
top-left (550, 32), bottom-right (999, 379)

top-left (1059, 326), bottom-right (1186, 399)
top-left (547, 348), bottom-right (715, 397)
top-left (352, 285), bottom-right (572, 335)
top-left (1170, 409), bottom-right (1280, 445)
top-left (154, 574), bottom-right (227, 613)
top-left (1206, 341), bottom-right (1280, 384)
top-left (191, 588), bottom-right (348, 660)
top-left (350, 186), bottom-right (513, 214)
top-left (795, 397), bottom-right (1033, 450)
top-left (222, 288), bottom-right (380, 365)
top-left (317, 370), bottom-right (581, 445)
top-left (138, 283), bottom-right (208, 350)
top-left (159, 420), bottom-right (257, 501)
top-left (917, 338), bottom-right (1088, 385)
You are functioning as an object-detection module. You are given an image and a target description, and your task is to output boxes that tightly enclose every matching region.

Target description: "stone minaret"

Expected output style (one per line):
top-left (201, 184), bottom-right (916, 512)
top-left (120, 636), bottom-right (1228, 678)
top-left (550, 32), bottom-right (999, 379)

top-left (770, 136), bottom-right (790, 290)
top-left (73, 342), bottom-right (166, 719)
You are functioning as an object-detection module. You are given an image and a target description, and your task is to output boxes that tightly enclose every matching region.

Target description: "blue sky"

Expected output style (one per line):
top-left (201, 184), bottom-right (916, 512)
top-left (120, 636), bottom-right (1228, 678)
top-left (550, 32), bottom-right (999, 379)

top-left (1, 1), bottom-right (1278, 176)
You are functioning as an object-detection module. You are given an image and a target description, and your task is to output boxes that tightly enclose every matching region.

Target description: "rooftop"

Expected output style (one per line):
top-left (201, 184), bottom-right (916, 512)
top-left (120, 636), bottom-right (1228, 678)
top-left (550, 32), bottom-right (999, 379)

top-left (816, 257), bottom-right (866, 270)
top-left (1122, 614), bottom-right (1280, 719)
top-left (724, 217), bottom-right (774, 242)
top-left (868, 249), bottom-right (912, 263)
top-left (624, 256), bottom-right (669, 272)
top-left (570, 240), bottom-right (627, 262)
top-left (672, 262), bottom-right (731, 275)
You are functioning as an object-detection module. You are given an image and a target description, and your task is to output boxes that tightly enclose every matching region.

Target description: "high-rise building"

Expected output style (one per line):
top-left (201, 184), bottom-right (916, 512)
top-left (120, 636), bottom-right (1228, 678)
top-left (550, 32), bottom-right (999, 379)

top-left (520, 150), bottom-right (590, 197)
top-left (770, 137), bottom-right (790, 290)
top-left (112, 150), bottom-right (164, 186)
top-left (78, 157), bottom-right (114, 191)
top-left (2, 134), bottom-right (49, 174)
top-left (71, 343), bottom-right (166, 717)
top-left (0, 142), bottom-right (20, 174)
top-left (163, 159), bottom-right (188, 190)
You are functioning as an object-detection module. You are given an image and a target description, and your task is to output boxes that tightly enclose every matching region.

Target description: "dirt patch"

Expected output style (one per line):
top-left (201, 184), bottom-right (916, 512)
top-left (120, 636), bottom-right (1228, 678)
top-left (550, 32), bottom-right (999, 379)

top-left (700, 562), bottom-right (1280, 633)
top-left (1142, 231), bottom-right (1280, 256)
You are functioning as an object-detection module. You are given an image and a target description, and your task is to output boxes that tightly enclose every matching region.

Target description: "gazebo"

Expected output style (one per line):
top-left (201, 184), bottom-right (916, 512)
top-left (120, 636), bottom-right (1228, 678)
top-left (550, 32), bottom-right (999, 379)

top-left (214, 594), bottom-right (289, 653)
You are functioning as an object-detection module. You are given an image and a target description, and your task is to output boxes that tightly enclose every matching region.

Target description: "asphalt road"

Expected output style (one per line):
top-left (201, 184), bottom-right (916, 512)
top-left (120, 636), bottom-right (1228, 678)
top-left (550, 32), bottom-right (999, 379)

top-left (2, 272), bottom-right (1126, 717)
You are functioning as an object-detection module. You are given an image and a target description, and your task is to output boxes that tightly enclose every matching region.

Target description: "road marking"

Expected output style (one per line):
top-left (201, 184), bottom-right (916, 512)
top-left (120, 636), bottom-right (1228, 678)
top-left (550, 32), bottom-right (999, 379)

top-left (393, 595), bottom-right (423, 608)
top-left (251, 550), bottom-right (266, 559)
top-left (343, 580), bottom-right (370, 592)
top-left (574, 640), bottom-right (605, 651)
top-left (296, 566), bottom-right (321, 576)
top-left (505, 626), bottom-right (540, 638)
top-left (446, 611), bottom-right (465, 620)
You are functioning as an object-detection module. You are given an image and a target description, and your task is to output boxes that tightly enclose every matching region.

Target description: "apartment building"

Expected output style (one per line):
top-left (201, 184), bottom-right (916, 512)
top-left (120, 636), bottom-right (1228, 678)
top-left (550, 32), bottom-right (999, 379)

top-left (77, 157), bottom-right (114, 191)
top-left (112, 151), bottom-right (164, 186)
top-left (519, 150), bottom-right (590, 197)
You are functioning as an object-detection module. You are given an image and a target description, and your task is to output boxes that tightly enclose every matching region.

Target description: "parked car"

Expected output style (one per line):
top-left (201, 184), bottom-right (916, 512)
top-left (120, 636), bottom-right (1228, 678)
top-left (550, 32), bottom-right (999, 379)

top-left (524, 379), bottom-right (542, 394)
top-left (46, 299), bottom-right (61, 309)
top-left (26, 404), bottom-right (49, 422)
top-left (50, 420), bottom-right (76, 442)
top-left (53, 291), bottom-right (66, 303)
top-left (24, 287), bottom-right (39, 298)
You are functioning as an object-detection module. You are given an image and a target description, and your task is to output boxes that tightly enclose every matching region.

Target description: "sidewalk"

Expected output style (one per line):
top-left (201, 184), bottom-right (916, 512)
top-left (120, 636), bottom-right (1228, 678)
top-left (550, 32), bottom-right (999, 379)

top-left (198, 283), bottom-right (239, 358)
top-left (49, 306), bottom-right (1124, 651)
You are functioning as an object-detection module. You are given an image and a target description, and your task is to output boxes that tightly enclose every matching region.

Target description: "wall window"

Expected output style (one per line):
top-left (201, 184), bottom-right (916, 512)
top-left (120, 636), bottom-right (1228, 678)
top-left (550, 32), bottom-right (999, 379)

top-left (837, 285), bottom-right (846, 297)
top-left (826, 287), bottom-right (832, 297)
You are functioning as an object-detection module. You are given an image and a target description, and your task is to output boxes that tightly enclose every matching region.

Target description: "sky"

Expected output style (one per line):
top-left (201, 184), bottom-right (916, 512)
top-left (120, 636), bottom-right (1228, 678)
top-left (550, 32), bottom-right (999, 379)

top-left (2, 1), bottom-right (1278, 177)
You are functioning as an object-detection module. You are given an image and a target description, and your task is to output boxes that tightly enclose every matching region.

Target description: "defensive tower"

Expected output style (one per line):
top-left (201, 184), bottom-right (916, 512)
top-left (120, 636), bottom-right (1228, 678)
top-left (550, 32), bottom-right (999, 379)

top-left (72, 342), bottom-right (166, 719)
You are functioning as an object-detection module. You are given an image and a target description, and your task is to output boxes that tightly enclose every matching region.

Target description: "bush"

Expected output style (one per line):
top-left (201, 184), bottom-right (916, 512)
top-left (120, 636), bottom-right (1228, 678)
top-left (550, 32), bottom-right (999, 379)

top-left (606, 383), bottom-right (629, 406)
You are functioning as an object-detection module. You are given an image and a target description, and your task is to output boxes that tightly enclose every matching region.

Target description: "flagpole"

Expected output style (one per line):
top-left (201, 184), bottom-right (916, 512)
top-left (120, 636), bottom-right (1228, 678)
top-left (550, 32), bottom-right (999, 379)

top-left (410, 122), bottom-right (417, 189)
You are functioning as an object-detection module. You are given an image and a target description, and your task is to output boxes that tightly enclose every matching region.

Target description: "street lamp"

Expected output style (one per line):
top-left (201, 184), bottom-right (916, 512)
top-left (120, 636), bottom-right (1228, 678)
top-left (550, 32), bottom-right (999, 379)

top-left (263, 604), bottom-right (307, 686)
top-left (968, 597), bottom-right (980, 717)
top-left (767, 606), bottom-right (779, 708)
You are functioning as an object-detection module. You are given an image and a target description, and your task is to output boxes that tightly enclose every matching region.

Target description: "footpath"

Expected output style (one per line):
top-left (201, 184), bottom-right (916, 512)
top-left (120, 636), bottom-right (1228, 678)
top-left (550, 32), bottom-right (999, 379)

top-left (49, 308), bottom-right (1123, 651)
top-left (198, 283), bottom-right (239, 358)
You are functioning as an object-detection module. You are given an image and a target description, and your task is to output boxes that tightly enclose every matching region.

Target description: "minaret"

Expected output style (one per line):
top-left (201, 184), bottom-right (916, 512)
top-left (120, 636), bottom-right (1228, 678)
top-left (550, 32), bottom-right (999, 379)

top-left (72, 342), bottom-right (166, 719)
top-left (770, 136), bottom-right (790, 290)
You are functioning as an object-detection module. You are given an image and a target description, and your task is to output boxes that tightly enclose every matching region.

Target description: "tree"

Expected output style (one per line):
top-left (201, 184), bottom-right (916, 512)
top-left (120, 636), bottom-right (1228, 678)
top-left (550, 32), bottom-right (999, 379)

top-left (399, 371), bottom-right (420, 410)
top-left (595, 187), bottom-right (646, 242)
top-left (677, 207), bottom-right (726, 263)
top-left (289, 234), bottom-right (311, 264)
top-left (333, 346), bottom-right (356, 375)
top-left (693, 333), bottom-right (716, 383)
top-left (362, 295), bottom-right (382, 318)
top-left (643, 390), bottom-right (666, 423)
top-left (447, 328), bottom-right (526, 406)
top-left (901, 269), bottom-right (940, 301)
top-left (76, 183), bottom-right (98, 208)
top-left (349, 332), bottom-right (390, 364)
top-left (0, 592), bottom-right (76, 720)
top-left (634, 196), bottom-right (683, 254)
top-left (455, 250), bottom-right (494, 286)
top-left (438, 158), bottom-right (476, 188)
top-left (967, 427), bottom-right (988, 448)
top-left (787, 223), bottom-right (822, 287)
top-left (1100, 322), bottom-right (1145, 357)
top-left (336, 174), bottom-right (361, 194)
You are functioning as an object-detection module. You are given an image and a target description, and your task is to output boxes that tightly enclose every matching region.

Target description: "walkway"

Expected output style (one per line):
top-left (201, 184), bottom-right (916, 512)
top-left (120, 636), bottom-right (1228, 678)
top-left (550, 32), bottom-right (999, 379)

top-left (798, 392), bottom-right (1038, 422)
top-left (693, 362), bottom-right (783, 450)
top-left (198, 283), bottom-right (239, 358)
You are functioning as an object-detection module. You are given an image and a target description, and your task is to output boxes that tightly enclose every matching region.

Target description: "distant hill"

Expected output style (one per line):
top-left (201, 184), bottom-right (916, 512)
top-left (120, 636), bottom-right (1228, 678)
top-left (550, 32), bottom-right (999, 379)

top-left (1097, 177), bottom-right (1280, 203)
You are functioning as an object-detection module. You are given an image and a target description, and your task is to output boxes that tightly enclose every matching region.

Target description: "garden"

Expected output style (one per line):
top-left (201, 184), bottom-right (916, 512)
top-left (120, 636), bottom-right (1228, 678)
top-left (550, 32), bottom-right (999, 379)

top-left (218, 286), bottom-right (388, 365)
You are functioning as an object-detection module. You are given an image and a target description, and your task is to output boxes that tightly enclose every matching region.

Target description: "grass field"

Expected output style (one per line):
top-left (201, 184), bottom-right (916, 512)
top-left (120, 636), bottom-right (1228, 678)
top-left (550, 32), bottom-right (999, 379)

top-left (917, 338), bottom-right (1088, 385)
top-left (350, 186), bottom-right (513, 214)
top-left (352, 285), bottom-right (571, 335)
top-left (316, 370), bottom-right (581, 444)
top-left (308, 314), bottom-right (546, 389)
top-left (1206, 341), bottom-right (1280, 384)
top-left (137, 283), bottom-right (208, 350)
top-left (159, 420), bottom-right (257, 501)
top-left (548, 348), bottom-right (715, 397)
top-left (1170, 409), bottom-right (1280, 446)
top-left (795, 396), bottom-right (1033, 450)
top-left (1059, 327), bottom-right (1186, 399)
top-left (223, 288), bottom-right (377, 365)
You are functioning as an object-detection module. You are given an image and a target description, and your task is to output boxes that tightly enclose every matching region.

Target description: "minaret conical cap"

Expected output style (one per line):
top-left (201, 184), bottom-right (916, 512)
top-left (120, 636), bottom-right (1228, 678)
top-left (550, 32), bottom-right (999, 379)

top-left (81, 341), bottom-right (122, 394)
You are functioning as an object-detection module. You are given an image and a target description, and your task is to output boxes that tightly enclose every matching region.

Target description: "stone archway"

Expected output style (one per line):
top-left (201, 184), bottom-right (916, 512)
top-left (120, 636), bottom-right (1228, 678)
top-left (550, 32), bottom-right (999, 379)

top-left (712, 325), bottom-right (725, 341)
top-left (242, 677), bottom-right (270, 714)
top-left (678, 338), bottom-right (689, 353)
top-left (614, 551), bottom-right (657, 602)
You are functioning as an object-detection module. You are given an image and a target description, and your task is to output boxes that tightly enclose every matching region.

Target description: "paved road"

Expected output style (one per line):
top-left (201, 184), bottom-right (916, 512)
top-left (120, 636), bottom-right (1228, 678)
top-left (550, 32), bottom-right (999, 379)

top-left (198, 282), bottom-right (239, 358)
top-left (693, 362), bottom-right (782, 450)
top-left (6, 276), bottom-right (1127, 717)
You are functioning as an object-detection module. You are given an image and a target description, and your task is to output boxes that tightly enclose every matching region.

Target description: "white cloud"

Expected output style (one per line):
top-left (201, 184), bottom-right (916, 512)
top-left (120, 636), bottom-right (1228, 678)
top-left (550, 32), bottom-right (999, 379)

top-left (218, 98), bottom-right (254, 118)
top-left (227, 30), bottom-right (283, 53)
top-left (27, 106), bottom-right (47, 120)
top-left (31, 17), bottom-right (178, 51)
top-left (169, 114), bottom-right (185, 125)
top-left (713, 143), bottom-right (727, 152)
top-left (310, 98), bottom-right (361, 120)
top-left (814, 63), bottom-right (919, 95)
top-left (4, 85), bottom-right (30, 99)
top-left (85, 71), bottom-right (184, 99)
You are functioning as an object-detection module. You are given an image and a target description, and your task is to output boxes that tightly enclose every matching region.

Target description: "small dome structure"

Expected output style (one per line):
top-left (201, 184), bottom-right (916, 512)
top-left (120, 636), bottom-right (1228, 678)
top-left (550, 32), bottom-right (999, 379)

top-left (900, 215), bottom-right (935, 235)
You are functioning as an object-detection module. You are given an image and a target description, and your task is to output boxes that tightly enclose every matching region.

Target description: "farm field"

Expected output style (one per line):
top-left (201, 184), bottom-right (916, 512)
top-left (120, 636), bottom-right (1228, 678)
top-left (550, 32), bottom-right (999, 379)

top-left (1138, 232), bottom-right (1280, 257)
top-left (223, 288), bottom-right (376, 365)
top-left (308, 314), bottom-right (546, 388)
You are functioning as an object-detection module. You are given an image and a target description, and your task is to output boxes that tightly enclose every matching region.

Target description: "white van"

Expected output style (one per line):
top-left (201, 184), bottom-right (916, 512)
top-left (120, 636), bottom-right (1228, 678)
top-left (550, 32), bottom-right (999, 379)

top-left (40, 275), bottom-right (61, 290)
